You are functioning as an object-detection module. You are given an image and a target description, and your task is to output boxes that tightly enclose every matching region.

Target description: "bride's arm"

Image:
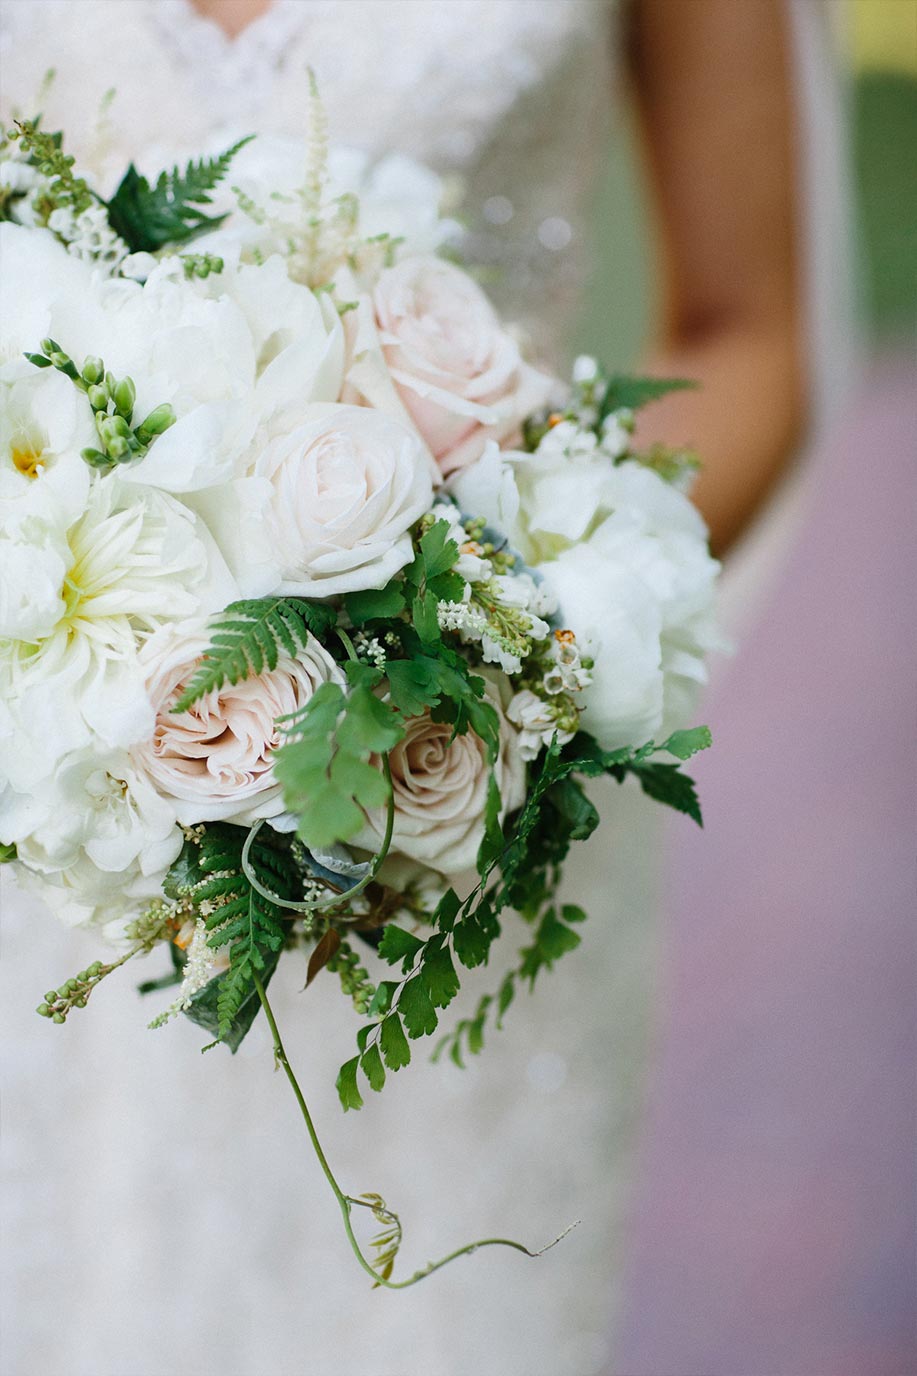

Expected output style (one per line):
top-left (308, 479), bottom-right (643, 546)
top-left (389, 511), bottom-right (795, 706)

top-left (627, 0), bottom-right (806, 556)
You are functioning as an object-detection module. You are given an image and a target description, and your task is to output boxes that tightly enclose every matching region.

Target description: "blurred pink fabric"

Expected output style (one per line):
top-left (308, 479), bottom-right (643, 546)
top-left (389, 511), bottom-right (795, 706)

top-left (614, 355), bottom-right (917, 1376)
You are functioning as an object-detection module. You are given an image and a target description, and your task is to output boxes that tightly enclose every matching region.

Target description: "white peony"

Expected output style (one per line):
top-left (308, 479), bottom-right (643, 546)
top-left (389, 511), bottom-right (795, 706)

top-left (538, 463), bottom-right (721, 750)
top-left (8, 748), bottom-right (182, 883)
top-left (0, 224), bottom-right (344, 496)
top-left (195, 403), bottom-right (434, 599)
top-left (0, 475), bottom-right (237, 794)
top-left (354, 674), bottom-right (525, 876)
top-left (131, 619), bottom-right (345, 826)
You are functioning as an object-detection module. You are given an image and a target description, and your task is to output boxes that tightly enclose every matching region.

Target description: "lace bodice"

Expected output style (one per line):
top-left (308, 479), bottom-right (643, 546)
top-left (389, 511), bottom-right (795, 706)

top-left (1, 0), bottom-right (619, 361)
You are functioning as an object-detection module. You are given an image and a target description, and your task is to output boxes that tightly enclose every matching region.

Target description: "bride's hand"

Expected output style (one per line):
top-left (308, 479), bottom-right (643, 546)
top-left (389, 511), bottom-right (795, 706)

top-left (627, 0), bottom-right (806, 556)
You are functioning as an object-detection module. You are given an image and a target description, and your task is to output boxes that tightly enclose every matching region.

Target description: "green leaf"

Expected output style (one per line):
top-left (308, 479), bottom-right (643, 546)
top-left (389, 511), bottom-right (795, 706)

top-left (397, 976), bottom-right (439, 1039)
top-left (386, 658), bottom-right (443, 718)
top-left (632, 762), bottom-right (703, 825)
top-left (426, 570), bottom-right (466, 605)
top-left (337, 686), bottom-right (403, 755)
top-left (412, 587), bottom-right (440, 643)
top-left (378, 925), bottom-right (424, 970)
top-left (476, 772), bottom-right (504, 876)
top-left (496, 974), bottom-right (516, 1028)
top-left (421, 939), bottom-right (460, 1009)
top-left (336, 1056), bottom-right (364, 1112)
top-left (344, 584), bottom-right (406, 625)
top-left (360, 1041), bottom-right (386, 1092)
top-left (433, 888), bottom-right (462, 934)
top-left (561, 904), bottom-right (588, 924)
top-left (548, 775), bottom-right (600, 842)
top-left (171, 598), bottom-right (335, 713)
top-left (657, 725), bottom-right (712, 761)
top-left (379, 1012), bottom-right (412, 1071)
top-left (599, 374), bottom-right (696, 421)
top-left (0, 841), bottom-right (18, 863)
top-left (452, 914), bottom-right (491, 969)
top-left (106, 136), bottom-right (253, 253)
top-left (330, 752), bottom-right (390, 809)
top-left (368, 981), bottom-right (398, 1017)
top-left (274, 682), bottom-right (402, 850)
top-left (419, 519), bottom-right (460, 579)
top-left (537, 910), bottom-right (582, 962)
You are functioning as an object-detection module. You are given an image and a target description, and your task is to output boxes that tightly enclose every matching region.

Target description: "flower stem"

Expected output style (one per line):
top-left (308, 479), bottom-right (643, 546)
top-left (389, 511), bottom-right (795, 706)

top-left (251, 969), bottom-right (573, 1289)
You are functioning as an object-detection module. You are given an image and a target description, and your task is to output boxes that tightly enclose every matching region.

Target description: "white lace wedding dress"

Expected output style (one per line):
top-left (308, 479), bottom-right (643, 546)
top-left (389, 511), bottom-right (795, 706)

top-left (0, 4), bottom-right (851, 1375)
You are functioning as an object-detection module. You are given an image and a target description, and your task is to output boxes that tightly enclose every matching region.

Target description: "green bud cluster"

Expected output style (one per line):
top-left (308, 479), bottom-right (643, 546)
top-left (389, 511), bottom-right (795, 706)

top-left (327, 939), bottom-right (376, 1017)
top-left (8, 119), bottom-right (95, 219)
top-left (23, 339), bottom-right (176, 474)
top-left (36, 961), bottom-right (107, 1024)
top-left (180, 252), bottom-right (224, 279)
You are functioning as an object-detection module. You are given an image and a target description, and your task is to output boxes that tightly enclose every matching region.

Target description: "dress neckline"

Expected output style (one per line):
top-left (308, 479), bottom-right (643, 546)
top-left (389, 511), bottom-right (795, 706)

top-left (155, 0), bottom-right (306, 68)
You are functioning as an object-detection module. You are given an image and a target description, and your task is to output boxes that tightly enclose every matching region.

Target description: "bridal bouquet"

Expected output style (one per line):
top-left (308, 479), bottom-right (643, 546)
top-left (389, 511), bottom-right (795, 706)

top-left (0, 95), bottom-right (719, 1285)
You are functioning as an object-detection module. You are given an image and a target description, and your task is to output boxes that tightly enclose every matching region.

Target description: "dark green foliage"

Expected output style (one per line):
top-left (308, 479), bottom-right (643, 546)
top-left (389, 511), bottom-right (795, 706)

top-left (336, 723), bottom-right (711, 1106)
top-left (184, 949), bottom-right (281, 1053)
top-left (166, 824), bottom-right (297, 1048)
top-left (171, 598), bottom-right (337, 713)
top-left (344, 584), bottom-right (406, 626)
top-left (106, 137), bottom-right (253, 253)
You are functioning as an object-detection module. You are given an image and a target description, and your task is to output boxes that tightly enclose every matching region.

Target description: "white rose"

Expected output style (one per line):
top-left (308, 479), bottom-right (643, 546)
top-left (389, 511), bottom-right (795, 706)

top-left (359, 256), bottom-right (554, 479)
top-left (354, 674), bottom-right (525, 876)
top-left (196, 403), bottom-right (434, 599)
top-left (132, 620), bottom-right (345, 825)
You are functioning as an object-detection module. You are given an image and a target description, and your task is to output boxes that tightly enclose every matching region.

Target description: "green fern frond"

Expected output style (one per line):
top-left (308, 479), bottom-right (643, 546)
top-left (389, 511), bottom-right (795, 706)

top-left (171, 598), bottom-right (338, 714)
top-left (106, 136), bottom-right (254, 253)
top-left (165, 824), bottom-right (299, 1046)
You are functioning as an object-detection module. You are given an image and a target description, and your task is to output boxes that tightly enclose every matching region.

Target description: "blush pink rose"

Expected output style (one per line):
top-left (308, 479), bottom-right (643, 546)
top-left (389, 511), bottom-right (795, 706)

top-left (354, 673), bottom-right (525, 875)
top-left (133, 621), bottom-right (344, 825)
top-left (368, 256), bottom-right (555, 479)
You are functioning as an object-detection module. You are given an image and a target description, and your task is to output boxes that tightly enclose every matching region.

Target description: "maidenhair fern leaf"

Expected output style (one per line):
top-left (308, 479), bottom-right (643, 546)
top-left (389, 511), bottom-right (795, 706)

top-left (171, 598), bottom-right (337, 714)
top-left (273, 680), bottom-right (402, 851)
top-left (106, 136), bottom-right (253, 253)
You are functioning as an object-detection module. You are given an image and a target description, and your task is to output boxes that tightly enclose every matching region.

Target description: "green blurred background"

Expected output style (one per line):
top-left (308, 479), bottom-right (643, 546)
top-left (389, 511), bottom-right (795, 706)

top-left (580, 0), bottom-right (917, 364)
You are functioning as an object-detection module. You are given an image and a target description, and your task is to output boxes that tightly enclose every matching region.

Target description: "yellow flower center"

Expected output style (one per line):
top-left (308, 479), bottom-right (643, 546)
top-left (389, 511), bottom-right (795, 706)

top-left (11, 441), bottom-right (45, 479)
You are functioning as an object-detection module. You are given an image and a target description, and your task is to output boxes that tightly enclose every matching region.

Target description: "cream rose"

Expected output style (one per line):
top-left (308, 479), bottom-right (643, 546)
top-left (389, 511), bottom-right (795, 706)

top-left (132, 621), bottom-right (344, 825)
top-left (355, 675), bottom-right (525, 876)
top-left (365, 256), bottom-right (554, 478)
top-left (197, 403), bottom-right (434, 599)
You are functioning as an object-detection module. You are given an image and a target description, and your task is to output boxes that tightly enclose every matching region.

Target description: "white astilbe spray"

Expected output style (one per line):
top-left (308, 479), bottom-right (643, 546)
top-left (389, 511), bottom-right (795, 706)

top-left (148, 916), bottom-right (213, 1028)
